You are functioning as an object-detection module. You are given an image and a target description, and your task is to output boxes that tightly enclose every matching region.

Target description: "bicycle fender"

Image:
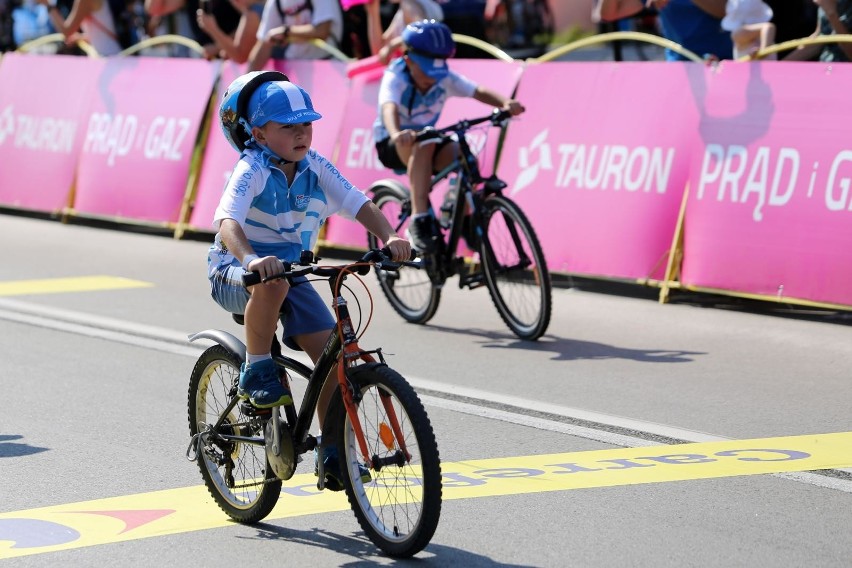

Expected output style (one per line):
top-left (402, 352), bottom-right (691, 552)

top-left (187, 329), bottom-right (246, 362)
top-left (367, 178), bottom-right (409, 198)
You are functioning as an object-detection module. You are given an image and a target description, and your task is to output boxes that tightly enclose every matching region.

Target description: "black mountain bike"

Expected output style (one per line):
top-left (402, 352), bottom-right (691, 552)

top-left (367, 109), bottom-right (552, 341)
top-left (186, 249), bottom-right (441, 558)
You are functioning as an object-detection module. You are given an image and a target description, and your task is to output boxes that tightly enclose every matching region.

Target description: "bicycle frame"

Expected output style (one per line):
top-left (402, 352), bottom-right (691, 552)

top-left (192, 258), bottom-right (413, 475)
top-left (410, 115), bottom-right (515, 287)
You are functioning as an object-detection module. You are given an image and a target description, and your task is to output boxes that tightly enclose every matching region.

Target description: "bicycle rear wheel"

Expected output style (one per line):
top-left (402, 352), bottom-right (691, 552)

top-left (368, 184), bottom-right (441, 324)
top-left (187, 345), bottom-right (280, 523)
top-left (334, 364), bottom-right (442, 558)
top-left (479, 195), bottom-right (552, 340)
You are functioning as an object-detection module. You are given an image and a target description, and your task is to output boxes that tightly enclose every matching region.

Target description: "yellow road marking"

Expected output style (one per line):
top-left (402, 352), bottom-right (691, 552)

top-left (0, 276), bottom-right (153, 297)
top-left (1, 432), bottom-right (851, 559)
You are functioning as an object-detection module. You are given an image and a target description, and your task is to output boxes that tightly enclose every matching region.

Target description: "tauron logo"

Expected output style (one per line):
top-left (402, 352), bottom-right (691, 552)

top-left (511, 129), bottom-right (553, 196)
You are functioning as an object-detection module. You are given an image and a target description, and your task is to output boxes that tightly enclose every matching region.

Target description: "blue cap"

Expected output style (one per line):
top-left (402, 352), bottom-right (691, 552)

top-left (247, 81), bottom-right (322, 128)
top-left (406, 51), bottom-right (450, 80)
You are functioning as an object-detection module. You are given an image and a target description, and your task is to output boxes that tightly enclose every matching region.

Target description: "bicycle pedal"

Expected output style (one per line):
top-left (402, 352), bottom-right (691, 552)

top-left (240, 401), bottom-right (271, 417)
top-left (460, 273), bottom-right (487, 290)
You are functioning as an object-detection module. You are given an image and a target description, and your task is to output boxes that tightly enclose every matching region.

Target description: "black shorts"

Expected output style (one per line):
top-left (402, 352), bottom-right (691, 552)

top-left (375, 137), bottom-right (455, 173)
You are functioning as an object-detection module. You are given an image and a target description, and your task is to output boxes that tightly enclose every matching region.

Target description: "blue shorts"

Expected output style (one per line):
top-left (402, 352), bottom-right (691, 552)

top-left (209, 263), bottom-right (335, 351)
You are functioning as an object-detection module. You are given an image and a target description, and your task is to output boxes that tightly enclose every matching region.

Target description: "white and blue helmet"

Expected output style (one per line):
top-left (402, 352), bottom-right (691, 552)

top-left (219, 71), bottom-right (322, 153)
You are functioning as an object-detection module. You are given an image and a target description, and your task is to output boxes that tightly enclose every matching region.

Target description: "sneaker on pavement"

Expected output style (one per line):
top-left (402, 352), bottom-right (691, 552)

top-left (237, 359), bottom-right (292, 408)
top-left (407, 214), bottom-right (438, 254)
top-left (315, 445), bottom-right (372, 492)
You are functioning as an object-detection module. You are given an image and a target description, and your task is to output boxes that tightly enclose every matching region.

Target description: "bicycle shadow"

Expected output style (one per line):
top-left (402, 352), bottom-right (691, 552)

top-left (420, 324), bottom-right (705, 363)
top-left (241, 524), bottom-right (536, 567)
top-left (0, 434), bottom-right (49, 458)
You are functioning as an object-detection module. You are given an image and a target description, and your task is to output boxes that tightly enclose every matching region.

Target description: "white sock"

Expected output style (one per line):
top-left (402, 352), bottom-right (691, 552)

top-left (246, 353), bottom-right (272, 365)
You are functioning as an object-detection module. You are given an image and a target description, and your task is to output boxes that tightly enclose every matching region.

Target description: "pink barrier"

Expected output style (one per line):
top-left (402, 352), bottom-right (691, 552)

top-left (501, 62), bottom-right (697, 280)
top-left (682, 61), bottom-right (852, 306)
top-left (0, 54), bottom-right (102, 212)
top-left (323, 58), bottom-right (525, 249)
top-left (189, 60), bottom-right (349, 232)
top-left (73, 57), bottom-right (219, 223)
top-left (2, 51), bottom-right (851, 309)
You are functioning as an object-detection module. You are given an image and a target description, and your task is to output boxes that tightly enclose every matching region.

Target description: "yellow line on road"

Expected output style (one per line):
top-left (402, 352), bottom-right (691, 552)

top-left (1, 431), bottom-right (851, 559)
top-left (0, 276), bottom-right (153, 297)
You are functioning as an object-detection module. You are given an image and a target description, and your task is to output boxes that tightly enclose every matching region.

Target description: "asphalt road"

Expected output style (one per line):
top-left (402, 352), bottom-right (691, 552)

top-left (1, 213), bottom-right (851, 567)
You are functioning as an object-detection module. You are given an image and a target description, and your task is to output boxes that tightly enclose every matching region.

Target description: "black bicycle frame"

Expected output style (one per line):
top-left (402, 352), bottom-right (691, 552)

top-left (209, 272), bottom-right (359, 454)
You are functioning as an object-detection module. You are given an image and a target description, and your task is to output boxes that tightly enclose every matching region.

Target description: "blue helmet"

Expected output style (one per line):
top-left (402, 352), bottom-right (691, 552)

top-left (402, 19), bottom-right (456, 59)
top-left (218, 71), bottom-right (321, 153)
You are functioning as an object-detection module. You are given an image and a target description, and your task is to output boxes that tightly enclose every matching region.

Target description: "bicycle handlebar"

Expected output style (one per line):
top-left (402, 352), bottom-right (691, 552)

top-left (241, 247), bottom-right (419, 287)
top-left (415, 108), bottom-right (513, 142)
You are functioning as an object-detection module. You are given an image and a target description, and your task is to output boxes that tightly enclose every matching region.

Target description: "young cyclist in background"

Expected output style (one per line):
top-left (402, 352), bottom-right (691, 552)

top-left (209, 71), bottom-right (411, 488)
top-left (372, 19), bottom-right (525, 253)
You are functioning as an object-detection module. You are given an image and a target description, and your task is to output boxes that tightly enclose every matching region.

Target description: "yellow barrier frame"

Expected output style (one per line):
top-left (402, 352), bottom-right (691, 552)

top-left (15, 33), bottom-right (99, 57)
top-left (530, 31), bottom-right (704, 64)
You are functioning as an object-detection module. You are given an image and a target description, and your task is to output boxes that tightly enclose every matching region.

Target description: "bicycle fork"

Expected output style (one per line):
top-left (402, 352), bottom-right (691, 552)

top-left (333, 291), bottom-right (412, 472)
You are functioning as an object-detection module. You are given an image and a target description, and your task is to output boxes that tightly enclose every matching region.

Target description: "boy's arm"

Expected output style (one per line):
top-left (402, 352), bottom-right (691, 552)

top-left (356, 202), bottom-right (412, 262)
top-left (219, 218), bottom-right (282, 276)
top-left (382, 101), bottom-right (417, 147)
top-left (472, 86), bottom-right (525, 117)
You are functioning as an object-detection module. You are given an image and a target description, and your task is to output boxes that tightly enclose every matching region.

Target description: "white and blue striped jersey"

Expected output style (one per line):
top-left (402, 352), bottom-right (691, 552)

top-left (209, 146), bottom-right (369, 273)
top-left (372, 58), bottom-right (478, 143)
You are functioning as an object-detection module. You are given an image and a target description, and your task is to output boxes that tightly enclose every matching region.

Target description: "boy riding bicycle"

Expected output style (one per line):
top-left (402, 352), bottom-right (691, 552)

top-left (208, 71), bottom-right (411, 487)
top-left (372, 19), bottom-right (525, 253)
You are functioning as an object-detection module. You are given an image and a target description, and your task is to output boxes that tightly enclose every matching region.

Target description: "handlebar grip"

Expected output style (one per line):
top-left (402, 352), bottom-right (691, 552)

top-left (242, 271), bottom-right (262, 287)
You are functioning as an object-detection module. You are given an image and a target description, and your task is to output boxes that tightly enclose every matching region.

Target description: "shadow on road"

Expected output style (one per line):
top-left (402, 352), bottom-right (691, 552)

top-left (241, 524), bottom-right (536, 566)
top-left (420, 324), bottom-right (705, 363)
top-left (0, 434), bottom-right (49, 458)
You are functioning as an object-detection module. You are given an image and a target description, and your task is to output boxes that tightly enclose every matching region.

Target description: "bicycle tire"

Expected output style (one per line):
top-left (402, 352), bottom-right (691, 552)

top-left (478, 195), bottom-right (552, 340)
top-left (332, 364), bottom-right (442, 558)
top-left (368, 184), bottom-right (441, 324)
top-left (187, 345), bottom-right (284, 523)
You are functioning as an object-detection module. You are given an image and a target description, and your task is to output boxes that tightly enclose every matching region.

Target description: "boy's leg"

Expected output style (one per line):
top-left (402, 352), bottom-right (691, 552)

top-left (244, 280), bottom-right (288, 355)
top-left (408, 141), bottom-right (437, 215)
top-left (406, 141), bottom-right (441, 252)
top-left (240, 280), bottom-right (293, 408)
top-left (291, 328), bottom-right (336, 424)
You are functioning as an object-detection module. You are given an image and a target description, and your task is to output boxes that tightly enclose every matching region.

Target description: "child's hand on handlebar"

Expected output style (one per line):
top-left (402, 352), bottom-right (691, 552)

top-left (248, 255), bottom-right (285, 282)
top-left (503, 99), bottom-right (525, 117)
top-left (384, 235), bottom-right (413, 262)
top-left (391, 129), bottom-right (416, 149)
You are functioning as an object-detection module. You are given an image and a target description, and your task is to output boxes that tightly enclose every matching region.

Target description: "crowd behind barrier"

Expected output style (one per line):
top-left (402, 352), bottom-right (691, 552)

top-left (1, 32), bottom-right (852, 313)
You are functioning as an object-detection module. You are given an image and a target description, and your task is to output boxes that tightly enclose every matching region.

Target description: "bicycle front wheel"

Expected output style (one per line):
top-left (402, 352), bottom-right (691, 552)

top-left (479, 195), bottom-right (552, 340)
top-left (335, 364), bottom-right (442, 558)
top-left (187, 345), bottom-right (280, 523)
top-left (368, 184), bottom-right (441, 324)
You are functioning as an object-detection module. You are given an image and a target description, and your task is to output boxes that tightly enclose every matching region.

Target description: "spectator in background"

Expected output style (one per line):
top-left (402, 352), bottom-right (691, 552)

top-left (196, 0), bottom-right (263, 62)
top-left (37, 0), bottom-right (123, 55)
top-left (596, 0), bottom-right (733, 61)
top-left (764, 0), bottom-right (817, 53)
top-left (437, 0), bottom-right (486, 58)
top-left (247, 0), bottom-right (342, 70)
top-left (784, 0), bottom-right (852, 62)
top-left (11, 0), bottom-right (53, 50)
top-left (143, 0), bottom-right (193, 57)
top-left (146, 0), bottom-right (240, 58)
top-left (721, 0), bottom-right (775, 59)
top-left (363, 0), bottom-right (443, 62)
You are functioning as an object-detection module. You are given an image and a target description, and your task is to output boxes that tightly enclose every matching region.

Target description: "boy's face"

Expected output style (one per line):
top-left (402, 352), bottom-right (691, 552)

top-left (404, 55), bottom-right (438, 91)
top-left (253, 121), bottom-right (313, 162)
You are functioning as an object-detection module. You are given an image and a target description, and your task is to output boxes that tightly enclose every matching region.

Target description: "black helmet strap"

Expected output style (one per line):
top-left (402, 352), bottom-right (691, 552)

top-left (232, 71), bottom-right (290, 150)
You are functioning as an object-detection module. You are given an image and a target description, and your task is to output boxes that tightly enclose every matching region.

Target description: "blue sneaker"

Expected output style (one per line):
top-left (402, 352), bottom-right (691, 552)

top-left (315, 445), bottom-right (372, 492)
top-left (237, 359), bottom-right (292, 408)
